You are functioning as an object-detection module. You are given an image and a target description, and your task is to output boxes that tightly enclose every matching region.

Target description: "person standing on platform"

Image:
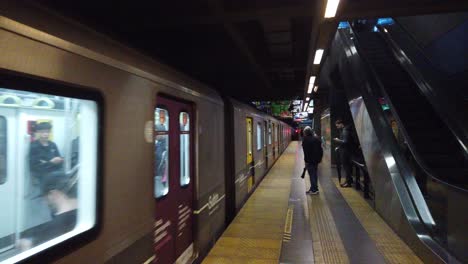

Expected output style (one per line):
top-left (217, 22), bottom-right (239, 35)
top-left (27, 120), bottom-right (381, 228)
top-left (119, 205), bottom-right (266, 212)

top-left (302, 126), bottom-right (323, 195)
top-left (333, 119), bottom-right (355, 188)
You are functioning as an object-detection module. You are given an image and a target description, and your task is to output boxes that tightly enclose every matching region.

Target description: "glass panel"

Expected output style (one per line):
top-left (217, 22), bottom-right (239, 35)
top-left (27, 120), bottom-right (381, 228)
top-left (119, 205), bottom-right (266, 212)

top-left (0, 87), bottom-right (98, 263)
top-left (180, 134), bottom-right (190, 186)
top-left (268, 123), bottom-right (272, 145)
top-left (256, 123), bottom-right (262, 151)
top-left (154, 107), bottom-right (169, 198)
top-left (0, 117), bottom-right (5, 184)
top-left (179, 112), bottom-right (190, 131)
top-left (155, 108), bottom-right (169, 131)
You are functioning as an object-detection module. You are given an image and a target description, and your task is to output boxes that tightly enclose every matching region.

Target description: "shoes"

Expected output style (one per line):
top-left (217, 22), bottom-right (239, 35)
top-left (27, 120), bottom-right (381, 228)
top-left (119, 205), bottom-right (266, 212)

top-left (311, 190), bottom-right (319, 195)
top-left (306, 190), bottom-right (319, 195)
top-left (341, 183), bottom-right (352, 188)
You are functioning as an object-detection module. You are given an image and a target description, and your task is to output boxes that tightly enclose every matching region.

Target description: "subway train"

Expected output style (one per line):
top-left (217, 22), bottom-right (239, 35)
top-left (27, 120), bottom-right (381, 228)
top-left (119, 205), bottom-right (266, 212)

top-left (0, 4), bottom-right (292, 264)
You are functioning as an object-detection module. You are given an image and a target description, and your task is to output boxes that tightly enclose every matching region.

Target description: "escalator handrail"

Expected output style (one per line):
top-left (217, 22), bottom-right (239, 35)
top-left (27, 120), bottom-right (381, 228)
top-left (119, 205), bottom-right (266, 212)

top-left (377, 24), bottom-right (468, 159)
top-left (339, 25), bottom-right (450, 262)
top-left (375, 24), bottom-right (468, 194)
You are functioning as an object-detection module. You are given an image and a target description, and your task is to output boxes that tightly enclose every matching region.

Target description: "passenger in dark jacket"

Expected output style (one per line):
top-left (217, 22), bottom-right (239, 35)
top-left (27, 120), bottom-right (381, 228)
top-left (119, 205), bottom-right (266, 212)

top-left (333, 119), bottom-right (355, 187)
top-left (302, 126), bottom-right (323, 194)
top-left (29, 122), bottom-right (64, 185)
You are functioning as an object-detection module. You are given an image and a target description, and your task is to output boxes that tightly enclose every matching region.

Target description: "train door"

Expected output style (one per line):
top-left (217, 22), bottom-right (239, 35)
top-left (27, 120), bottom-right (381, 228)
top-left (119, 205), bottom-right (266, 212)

top-left (154, 96), bottom-right (194, 264)
top-left (246, 118), bottom-right (254, 193)
top-left (264, 121), bottom-right (268, 169)
top-left (0, 108), bottom-right (16, 254)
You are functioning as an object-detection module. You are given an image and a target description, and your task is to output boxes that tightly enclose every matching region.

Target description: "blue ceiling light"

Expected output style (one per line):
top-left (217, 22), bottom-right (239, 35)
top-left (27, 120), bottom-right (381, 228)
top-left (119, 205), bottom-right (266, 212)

top-left (338, 21), bottom-right (350, 29)
top-left (377, 18), bottom-right (394, 26)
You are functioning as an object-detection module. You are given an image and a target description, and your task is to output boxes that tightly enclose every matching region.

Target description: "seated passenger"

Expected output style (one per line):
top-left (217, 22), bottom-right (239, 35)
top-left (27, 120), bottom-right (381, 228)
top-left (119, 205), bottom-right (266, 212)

top-left (29, 122), bottom-right (64, 183)
top-left (18, 173), bottom-right (77, 250)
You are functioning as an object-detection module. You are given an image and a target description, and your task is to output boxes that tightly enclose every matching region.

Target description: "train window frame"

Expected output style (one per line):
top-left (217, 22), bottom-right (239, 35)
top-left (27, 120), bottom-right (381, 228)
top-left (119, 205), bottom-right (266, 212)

top-left (0, 116), bottom-right (6, 185)
top-left (154, 106), bottom-right (170, 198)
top-left (0, 72), bottom-right (103, 264)
top-left (179, 111), bottom-right (190, 187)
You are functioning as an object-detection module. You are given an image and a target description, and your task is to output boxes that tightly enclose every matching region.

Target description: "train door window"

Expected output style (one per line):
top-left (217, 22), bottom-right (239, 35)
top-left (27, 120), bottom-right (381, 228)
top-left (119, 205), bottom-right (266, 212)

top-left (155, 107), bottom-right (169, 198)
top-left (256, 123), bottom-right (262, 151)
top-left (268, 122), bottom-right (272, 145)
top-left (246, 118), bottom-right (253, 164)
top-left (179, 112), bottom-right (190, 186)
top-left (0, 86), bottom-right (100, 264)
top-left (0, 116), bottom-right (6, 184)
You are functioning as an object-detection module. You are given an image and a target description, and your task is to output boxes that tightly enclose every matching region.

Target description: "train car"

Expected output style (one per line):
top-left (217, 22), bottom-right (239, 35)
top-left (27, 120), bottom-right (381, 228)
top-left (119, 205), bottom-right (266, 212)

top-left (0, 2), bottom-right (292, 264)
top-left (0, 3), bottom-right (228, 264)
top-left (224, 99), bottom-right (291, 224)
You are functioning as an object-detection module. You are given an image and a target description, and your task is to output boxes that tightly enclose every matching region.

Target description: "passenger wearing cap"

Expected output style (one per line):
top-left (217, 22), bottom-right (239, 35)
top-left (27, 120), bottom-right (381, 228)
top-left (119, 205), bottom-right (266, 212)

top-left (302, 126), bottom-right (323, 195)
top-left (29, 122), bottom-right (64, 184)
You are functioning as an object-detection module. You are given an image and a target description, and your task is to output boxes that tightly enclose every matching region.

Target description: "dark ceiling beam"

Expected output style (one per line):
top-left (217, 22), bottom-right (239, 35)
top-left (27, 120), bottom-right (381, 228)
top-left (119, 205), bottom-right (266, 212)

top-left (142, 5), bottom-right (314, 29)
top-left (205, 0), bottom-right (273, 93)
top-left (338, 1), bottom-right (468, 19)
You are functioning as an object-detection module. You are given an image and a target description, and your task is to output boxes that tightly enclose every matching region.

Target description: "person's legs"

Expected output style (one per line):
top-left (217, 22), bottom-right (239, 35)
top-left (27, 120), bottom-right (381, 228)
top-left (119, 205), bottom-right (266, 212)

top-left (306, 163), bottom-right (318, 193)
top-left (336, 163), bottom-right (342, 184)
top-left (341, 151), bottom-right (353, 187)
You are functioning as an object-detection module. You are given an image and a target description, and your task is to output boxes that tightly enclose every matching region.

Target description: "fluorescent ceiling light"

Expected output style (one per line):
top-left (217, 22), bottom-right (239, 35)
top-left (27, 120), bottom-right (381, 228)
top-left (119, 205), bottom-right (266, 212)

top-left (306, 97), bottom-right (310, 102)
top-left (309, 76), bottom-right (316, 86)
top-left (324, 0), bottom-right (340, 18)
top-left (303, 103), bottom-right (309, 111)
top-left (314, 49), bottom-right (324, 64)
top-left (307, 86), bottom-right (313, 94)
top-left (313, 86), bottom-right (318, 93)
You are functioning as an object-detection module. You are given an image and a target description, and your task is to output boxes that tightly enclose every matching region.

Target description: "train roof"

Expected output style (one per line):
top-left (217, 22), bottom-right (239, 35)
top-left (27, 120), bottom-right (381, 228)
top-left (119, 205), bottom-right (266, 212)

top-left (228, 97), bottom-right (291, 126)
top-left (1, 2), bottom-right (223, 105)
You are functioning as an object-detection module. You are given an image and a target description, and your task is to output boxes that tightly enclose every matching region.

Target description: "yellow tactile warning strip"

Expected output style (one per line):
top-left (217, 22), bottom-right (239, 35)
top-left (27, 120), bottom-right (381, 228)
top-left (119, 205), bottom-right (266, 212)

top-left (202, 143), bottom-right (296, 264)
top-left (306, 181), bottom-right (349, 264)
top-left (333, 178), bottom-right (423, 264)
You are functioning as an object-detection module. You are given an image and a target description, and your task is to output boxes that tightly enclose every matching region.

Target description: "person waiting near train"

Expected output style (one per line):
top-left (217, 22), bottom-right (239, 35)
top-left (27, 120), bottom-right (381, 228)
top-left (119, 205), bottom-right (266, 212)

top-left (29, 122), bottom-right (64, 184)
top-left (333, 119), bottom-right (356, 188)
top-left (302, 126), bottom-right (323, 195)
top-left (17, 173), bottom-right (77, 250)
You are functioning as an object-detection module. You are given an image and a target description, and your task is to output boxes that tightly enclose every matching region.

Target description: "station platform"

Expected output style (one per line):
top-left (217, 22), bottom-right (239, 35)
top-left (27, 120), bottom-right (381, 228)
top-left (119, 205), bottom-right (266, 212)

top-left (202, 142), bottom-right (422, 264)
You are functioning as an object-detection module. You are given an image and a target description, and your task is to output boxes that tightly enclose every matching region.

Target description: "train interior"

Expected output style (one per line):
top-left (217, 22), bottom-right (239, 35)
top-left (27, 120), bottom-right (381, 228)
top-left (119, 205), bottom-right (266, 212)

top-left (0, 87), bottom-right (99, 263)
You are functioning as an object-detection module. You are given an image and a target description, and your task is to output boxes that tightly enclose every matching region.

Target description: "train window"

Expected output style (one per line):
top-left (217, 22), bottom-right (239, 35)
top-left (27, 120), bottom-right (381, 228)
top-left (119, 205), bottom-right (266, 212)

top-left (179, 112), bottom-right (190, 186)
top-left (0, 116), bottom-right (5, 184)
top-left (0, 87), bottom-right (99, 264)
top-left (268, 122), bottom-right (272, 145)
top-left (154, 108), bottom-right (169, 198)
top-left (256, 123), bottom-right (262, 151)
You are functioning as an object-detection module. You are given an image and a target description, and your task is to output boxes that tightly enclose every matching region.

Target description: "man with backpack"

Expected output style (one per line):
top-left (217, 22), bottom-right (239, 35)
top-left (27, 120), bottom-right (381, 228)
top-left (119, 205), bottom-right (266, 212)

top-left (302, 126), bottom-right (323, 195)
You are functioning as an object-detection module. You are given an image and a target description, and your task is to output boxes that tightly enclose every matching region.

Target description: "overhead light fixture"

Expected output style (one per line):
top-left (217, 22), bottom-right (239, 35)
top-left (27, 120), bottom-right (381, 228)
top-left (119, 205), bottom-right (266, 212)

top-left (314, 49), bottom-right (324, 64)
top-left (307, 85), bottom-right (313, 94)
top-left (313, 86), bottom-right (319, 93)
top-left (324, 0), bottom-right (340, 18)
top-left (309, 76), bottom-right (316, 86)
top-left (306, 97), bottom-right (310, 102)
top-left (303, 103), bottom-right (309, 111)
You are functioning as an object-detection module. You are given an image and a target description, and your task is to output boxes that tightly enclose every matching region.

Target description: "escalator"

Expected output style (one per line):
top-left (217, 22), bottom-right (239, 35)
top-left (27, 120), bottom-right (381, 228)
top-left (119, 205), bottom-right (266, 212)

top-left (356, 31), bottom-right (468, 189)
top-left (331, 21), bottom-right (468, 263)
